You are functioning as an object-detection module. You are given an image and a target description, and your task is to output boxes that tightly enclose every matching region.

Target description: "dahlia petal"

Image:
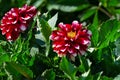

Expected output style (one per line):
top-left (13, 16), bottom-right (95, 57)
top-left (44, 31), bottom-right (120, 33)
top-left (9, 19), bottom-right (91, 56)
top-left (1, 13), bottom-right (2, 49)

top-left (60, 47), bottom-right (67, 52)
top-left (80, 50), bottom-right (85, 55)
top-left (11, 8), bottom-right (14, 11)
top-left (21, 16), bottom-right (31, 20)
top-left (65, 43), bottom-right (70, 47)
top-left (53, 44), bottom-right (62, 48)
top-left (19, 4), bottom-right (37, 21)
top-left (27, 6), bottom-right (36, 12)
top-left (65, 24), bottom-right (72, 31)
top-left (72, 53), bottom-right (77, 57)
top-left (68, 47), bottom-right (76, 54)
top-left (6, 28), bottom-right (10, 32)
top-left (72, 20), bottom-right (79, 25)
top-left (58, 23), bottom-right (72, 31)
top-left (6, 33), bottom-right (11, 40)
top-left (57, 31), bottom-right (65, 36)
top-left (58, 23), bottom-right (66, 30)
top-left (12, 20), bottom-right (17, 24)
top-left (3, 17), bottom-right (6, 19)
top-left (72, 20), bottom-right (79, 27)
top-left (1, 24), bottom-right (5, 26)
top-left (56, 44), bottom-right (62, 48)
top-left (83, 40), bottom-right (90, 45)
top-left (87, 30), bottom-right (92, 36)
top-left (58, 53), bottom-right (66, 57)
top-left (70, 38), bottom-right (75, 42)
top-left (12, 13), bottom-right (17, 16)
top-left (8, 11), bottom-right (12, 14)
top-left (60, 48), bottom-right (66, 52)
top-left (2, 30), bottom-right (6, 35)
top-left (53, 49), bottom-right (59, 53)
top-left (64, 37), bottom-right (69, 40)
top-left (0, 26), bottom-right (5, 30)
top-left (72, 21), bottom-right (82, 31)
top-left (58, 22), bottom-right (64, 29)
top-left (20, 24), bottom-right (27, 31)
top-left (54, 36), bottom-right (61, 40)
top-left (8, 17), bottom-right (12, 20)
top-left (6, 22), bottom-right (11, 25)
top-left (74, 44), bottom-right (80, 50)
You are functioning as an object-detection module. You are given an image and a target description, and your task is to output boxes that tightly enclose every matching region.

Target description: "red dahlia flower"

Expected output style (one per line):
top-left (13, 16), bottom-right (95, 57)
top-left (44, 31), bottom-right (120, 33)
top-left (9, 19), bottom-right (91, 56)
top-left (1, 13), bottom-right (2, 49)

top-left (0, 4), bottom-right (37, 41)
top-left (50, 21), bottom-right (92, 57)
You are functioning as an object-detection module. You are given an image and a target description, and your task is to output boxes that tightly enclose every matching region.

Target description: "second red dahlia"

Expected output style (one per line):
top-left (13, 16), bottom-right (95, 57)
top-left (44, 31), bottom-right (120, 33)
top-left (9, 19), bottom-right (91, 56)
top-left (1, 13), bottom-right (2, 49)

top-left (50, 21), bottom-right (92, 57)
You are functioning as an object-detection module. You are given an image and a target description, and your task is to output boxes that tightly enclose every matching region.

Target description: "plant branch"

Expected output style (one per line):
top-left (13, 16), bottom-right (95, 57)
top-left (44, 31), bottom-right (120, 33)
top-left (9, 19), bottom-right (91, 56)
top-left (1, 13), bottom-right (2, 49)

top-left (98, 7), bottom-right (112, 18)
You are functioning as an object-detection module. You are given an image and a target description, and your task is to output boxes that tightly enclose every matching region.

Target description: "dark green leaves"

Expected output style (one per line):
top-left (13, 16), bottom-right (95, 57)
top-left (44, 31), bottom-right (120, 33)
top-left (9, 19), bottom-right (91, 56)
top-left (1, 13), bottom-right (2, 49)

top-left (33, 0), bottom-right (45, 8)
top-left (99, 19), bottom-right (120, 49)
top-left (88, 11), bottom-right (99, 46)
top-left (38, 18), bottom-right (52, 56)
top-left (0, 54), bottom-right (10, 65)
top-left (40, 18), bottom-right (52, 42)
top-left (42, 69), bottom-right (55, 80)
top-left (78, 56), bottom-right (91, 73)
top-left (60, 57), bottom-right (77, 80)
top-left (6, 62), bottom-right (33, 80)
top-left (47, 4), bottom-right (90, 12)
top-left (80, 7), bottom-right (97, 21)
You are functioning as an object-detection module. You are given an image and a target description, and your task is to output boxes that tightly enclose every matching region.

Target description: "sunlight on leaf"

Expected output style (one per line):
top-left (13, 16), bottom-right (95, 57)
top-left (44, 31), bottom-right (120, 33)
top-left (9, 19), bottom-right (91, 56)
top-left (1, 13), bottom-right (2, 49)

top-left (48, 13), bottom-right (58, 30)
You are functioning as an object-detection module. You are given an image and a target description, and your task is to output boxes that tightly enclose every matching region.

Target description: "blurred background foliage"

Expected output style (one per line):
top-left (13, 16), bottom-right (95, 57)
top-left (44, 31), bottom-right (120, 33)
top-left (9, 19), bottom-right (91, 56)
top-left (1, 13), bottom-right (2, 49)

top-left (0, 0), bottom-right (120, 80)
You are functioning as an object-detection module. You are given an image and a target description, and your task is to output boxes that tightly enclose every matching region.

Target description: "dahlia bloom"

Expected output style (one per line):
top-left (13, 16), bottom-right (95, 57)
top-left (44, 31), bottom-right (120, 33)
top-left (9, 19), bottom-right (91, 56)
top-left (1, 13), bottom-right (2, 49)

top-left (0, 4), bottom-right (37, 41)
top-left (50, 21), bottom-right (92, 57)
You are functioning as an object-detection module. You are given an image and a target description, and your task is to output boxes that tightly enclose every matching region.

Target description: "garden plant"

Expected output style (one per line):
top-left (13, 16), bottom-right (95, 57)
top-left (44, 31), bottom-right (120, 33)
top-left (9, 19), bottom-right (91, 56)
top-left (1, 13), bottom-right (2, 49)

top-left (0, 0), bottom-right (120, 80)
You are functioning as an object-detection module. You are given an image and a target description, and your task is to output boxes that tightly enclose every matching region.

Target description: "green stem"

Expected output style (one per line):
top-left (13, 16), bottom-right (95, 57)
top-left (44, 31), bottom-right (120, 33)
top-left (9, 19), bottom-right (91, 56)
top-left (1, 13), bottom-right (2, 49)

top-left (98, 7), bottom-right (112, 18)
top-left (70, 75), bottom-right (77, 80)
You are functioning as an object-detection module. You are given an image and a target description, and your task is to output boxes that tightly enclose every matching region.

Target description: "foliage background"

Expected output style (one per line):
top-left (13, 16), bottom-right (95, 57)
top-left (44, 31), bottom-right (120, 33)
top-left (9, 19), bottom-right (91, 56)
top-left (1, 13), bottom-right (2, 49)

top-left (0, 0), bottom-right (120, 80)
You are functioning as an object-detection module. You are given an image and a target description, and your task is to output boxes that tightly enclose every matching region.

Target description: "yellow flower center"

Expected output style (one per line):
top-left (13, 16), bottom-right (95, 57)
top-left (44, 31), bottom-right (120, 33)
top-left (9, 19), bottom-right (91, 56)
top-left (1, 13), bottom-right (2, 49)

top-left (67, 31), bottom-right (76, 38)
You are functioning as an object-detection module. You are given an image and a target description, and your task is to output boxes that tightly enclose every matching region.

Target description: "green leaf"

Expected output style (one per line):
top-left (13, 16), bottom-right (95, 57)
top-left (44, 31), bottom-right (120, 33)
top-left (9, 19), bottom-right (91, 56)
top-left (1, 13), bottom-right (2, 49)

top-left (30, 45), bottom-right (39, 57)
top-left (35, 28), bottom-right (45, 47)
top-left (115, 38), bottom-right (120, 57)
top-left (101, 76), bottom-right (113, 80)
top-left (48, 13), bottom-right (58, 30)
top-left (114, 9), bottom-right (120, 14)
top-left (100, 0), bottom-right (107, 7)
top-left (39, 18), bottom-right (52, 42)
top-left (114, 74), bottom-right (120, 80)
top-left (41, 69), bottom-right (55, 80)
top-left (79, 71), bottom-right (102, 80)
top-left (99, 19), bottom-right (120, 49)
top-left (0, 40), bottom-right (7, 46)
top-left (108, 0), bottom-right (120, 7)
top-left (38, 18), bottom-right (52, 56)
top-left (80, 7), bottom-right (97, 21)
top-left (79, 69), bottom-right (93, 80)
top-left (78, 56), bottom-right (91, 73)
top-left (93, 72), bottom-right (103, 80)
top-left (47, 4), bottom-right (90, 12)
top-left (0, 54), bottom-right (10, 65)
top-left (60, 57), bottom-right (77, 80)
top-left (33, 0), bottom-right (45, 8)
top-left (88, 11), bottom-right (99, 46)
top-left (6, 62), bottom-right (33, 80)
